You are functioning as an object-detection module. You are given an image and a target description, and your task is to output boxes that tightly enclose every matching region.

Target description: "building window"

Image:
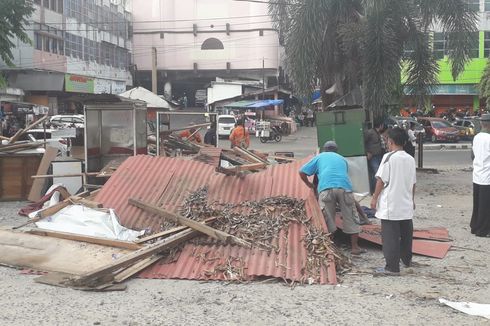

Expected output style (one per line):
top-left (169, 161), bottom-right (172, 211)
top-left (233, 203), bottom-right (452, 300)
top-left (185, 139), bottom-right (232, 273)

top-left (34, 33), bottom-right (43, 50)
top-left (57, 0), bottom-right (63, 13)
top-left (433, 32), bottom-right (446, 59)
top-left (43, 36), bottom-right (50, 52)
top-left (433, 32), bottom-right (479, 59)
top-left (465, 0), bottom-right (480, 11)
top-left (486, 0), bottom-right (490, 11)
top-left (51, 38), bottom-right (58, 54)
top-left (201, 38), bottom-right (224, 50)
top-left (485, 32), bottom-right (490, 57)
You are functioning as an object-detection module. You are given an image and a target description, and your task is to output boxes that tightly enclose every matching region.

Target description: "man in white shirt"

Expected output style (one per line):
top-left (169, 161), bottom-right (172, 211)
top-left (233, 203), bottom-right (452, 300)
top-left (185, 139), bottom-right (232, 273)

top-left (371, 128), bottom-right (417, 275)
top-left (470, 114), bottom-right (490, 237)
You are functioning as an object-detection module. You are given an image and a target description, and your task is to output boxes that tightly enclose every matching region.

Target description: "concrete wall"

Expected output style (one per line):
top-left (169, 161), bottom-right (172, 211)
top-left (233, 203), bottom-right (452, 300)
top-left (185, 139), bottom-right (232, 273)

top-left (131, 0), bottom-right (281, 72)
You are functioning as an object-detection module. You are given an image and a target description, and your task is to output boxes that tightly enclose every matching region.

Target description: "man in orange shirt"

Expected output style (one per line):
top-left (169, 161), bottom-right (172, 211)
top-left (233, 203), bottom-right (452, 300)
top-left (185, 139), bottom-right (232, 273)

top-left (229, 119), bottom-right (250, 148)
top-left (179, 127), bottom-right (202, 143)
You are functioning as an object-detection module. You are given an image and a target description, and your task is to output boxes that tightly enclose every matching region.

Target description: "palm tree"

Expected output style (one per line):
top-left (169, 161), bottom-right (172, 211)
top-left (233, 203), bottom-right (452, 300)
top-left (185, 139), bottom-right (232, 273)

top-left (270, 0), bottom-right (477, 121)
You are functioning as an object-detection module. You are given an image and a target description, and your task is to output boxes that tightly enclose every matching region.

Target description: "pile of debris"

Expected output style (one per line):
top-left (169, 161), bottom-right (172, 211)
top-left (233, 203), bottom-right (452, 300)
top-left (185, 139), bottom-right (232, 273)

top-left (0, 114), bottom-right (50, 153)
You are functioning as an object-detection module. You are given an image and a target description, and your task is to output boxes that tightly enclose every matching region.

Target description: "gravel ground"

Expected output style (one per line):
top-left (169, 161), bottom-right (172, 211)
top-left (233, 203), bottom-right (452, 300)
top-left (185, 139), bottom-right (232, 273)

top-left (0, 168), bottom-right (489, 325)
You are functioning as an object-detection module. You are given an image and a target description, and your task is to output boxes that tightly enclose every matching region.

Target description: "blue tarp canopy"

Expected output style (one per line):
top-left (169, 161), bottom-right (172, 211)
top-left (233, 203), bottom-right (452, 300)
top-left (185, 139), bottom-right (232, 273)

top-left (224, 99), bottom-right (284, 109)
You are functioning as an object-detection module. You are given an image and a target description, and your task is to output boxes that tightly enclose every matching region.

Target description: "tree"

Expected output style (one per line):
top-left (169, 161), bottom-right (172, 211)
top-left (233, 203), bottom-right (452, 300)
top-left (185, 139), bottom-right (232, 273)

top-left (0, 0), bottom-right (34, 86)
top-left (270, 0), bottom-right (477, 121)
top-left (479, 59), bottom-right (490, 110)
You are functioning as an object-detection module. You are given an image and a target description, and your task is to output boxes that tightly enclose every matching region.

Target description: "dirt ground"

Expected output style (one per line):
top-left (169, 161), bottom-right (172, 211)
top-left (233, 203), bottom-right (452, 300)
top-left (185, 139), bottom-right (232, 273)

top-left (0, 167), bottom-right (489, 325)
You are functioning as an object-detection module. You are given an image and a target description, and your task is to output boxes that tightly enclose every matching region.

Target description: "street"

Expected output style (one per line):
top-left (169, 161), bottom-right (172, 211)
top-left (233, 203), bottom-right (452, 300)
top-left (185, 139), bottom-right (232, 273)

top-left (168, 111), bottom-right (473, 169)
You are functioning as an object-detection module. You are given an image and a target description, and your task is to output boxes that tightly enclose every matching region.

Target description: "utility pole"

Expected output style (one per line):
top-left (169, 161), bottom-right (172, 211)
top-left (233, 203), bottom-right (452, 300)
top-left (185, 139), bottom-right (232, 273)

top-left (152, 47), bottom-right (158, 94)
top-left (262, 57), bottom-right (265, 100)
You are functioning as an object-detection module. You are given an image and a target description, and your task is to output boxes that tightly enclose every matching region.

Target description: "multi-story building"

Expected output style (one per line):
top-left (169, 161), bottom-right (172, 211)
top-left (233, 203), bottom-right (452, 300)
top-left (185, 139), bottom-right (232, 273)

top-left (0, 0), bottom-right (133, 114)
top-left (404, 0), bottom-right (490, 115)
top-left (130, 0), bottom-right (284, 106)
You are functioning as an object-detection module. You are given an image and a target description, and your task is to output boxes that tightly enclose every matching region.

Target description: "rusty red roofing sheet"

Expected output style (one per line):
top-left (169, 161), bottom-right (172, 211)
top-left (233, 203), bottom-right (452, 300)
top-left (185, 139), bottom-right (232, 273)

top-left (194, 147), bottom-right (222, 167)
top-left (336, 217), bottom-right (452, 259)
top-left (95, 155), bottom-right (337, 284)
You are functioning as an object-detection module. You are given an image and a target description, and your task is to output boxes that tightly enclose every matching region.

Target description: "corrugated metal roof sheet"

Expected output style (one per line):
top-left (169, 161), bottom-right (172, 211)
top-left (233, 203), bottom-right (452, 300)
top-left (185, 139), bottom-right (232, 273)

top-left (194, 147), bottom-right (222, 167)
top-left (95, 155), bottom-right (337, 284)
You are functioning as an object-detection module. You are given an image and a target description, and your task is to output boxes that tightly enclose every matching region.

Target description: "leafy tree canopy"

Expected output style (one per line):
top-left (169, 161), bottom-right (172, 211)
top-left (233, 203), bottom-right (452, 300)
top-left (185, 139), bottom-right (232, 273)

top-left (270, 0), bottom-right (478, 121)
top-left (0, 0), bottom-right (34, 86)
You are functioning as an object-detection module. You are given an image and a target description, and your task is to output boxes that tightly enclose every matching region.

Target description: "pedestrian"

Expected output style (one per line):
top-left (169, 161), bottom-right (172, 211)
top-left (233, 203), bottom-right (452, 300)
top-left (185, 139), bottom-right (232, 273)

top-left (204, 123), bottom-right (217, 146)
top-left (404, 123), bottom-right (416, 158)
top-left (364, 121), bottom-right (387, 194)
top-left (370, 128), bottom-right (417, 276)
top-left (299, 141), bottom-right (365, 255)
top-left (470, 114), bottom-right (490, 237)
top-left (306, 108), bottom-right (314, 127)
top-left (229, 119), bottom-right (250, 148)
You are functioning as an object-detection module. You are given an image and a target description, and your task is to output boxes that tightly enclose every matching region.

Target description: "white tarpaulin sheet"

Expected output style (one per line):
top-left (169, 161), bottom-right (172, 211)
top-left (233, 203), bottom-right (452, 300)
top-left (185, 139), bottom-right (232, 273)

top-left (35, 205), bottom-right (144, 242)
top-left (439, 298), bottom-right (490, 320)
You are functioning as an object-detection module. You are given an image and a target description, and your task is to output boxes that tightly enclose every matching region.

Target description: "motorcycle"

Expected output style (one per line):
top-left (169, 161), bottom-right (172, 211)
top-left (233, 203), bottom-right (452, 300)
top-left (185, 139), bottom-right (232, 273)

top-left (259, 125), bottom-right (282, 143)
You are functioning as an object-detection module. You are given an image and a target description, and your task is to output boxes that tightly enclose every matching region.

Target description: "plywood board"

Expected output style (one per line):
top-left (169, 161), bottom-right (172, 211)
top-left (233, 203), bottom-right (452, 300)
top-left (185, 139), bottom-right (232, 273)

top-left (28, 146), bottom-right (59, 202)
top-left (0, 229), bottom-right (131, 275)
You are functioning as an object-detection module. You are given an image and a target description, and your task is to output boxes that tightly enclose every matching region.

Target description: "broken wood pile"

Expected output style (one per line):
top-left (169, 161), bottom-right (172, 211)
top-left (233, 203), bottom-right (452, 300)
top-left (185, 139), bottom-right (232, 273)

top-left (0, 114), bottom-right (50, 153)
top-left (161, 134), bottom-right (202, 156)
top-left (215, 146), bottom-right (279, 176)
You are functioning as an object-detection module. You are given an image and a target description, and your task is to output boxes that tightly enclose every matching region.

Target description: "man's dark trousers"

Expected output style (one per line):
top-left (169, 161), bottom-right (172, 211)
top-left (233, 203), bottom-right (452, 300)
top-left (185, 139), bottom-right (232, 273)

top-left (381, 219), bottom-right (413, 272)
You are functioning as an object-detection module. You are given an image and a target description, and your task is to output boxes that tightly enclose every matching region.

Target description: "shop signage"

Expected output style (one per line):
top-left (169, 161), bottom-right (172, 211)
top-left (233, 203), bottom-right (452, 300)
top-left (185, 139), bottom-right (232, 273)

top-left (65, 74), bottom-right (95, 93)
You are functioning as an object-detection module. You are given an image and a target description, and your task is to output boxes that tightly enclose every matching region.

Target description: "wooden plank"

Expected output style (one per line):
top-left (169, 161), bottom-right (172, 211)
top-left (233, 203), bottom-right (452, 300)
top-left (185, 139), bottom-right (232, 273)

top-left (21, 115), bottom-right (50, 135)
top-left (129, 198), bottom-right (252, 248)
top-left (72, 228), bottom-right (198, 287)
top-left (27, 146), bottom-right (59, 202)
top-left (135, 217), bottom-right (217, 244)
top-left (234, 146), bottom-right (270, 164)
top-left (7, 128), bottom-right (25, 144)
top-left (0, 142), bottom-right (45, 152)
top-left (26, 229), bottom-right (142, 250)
top-left (232, 147), bottom-right (264, 164)
top-left (0, 229), bottom-right (131, 275)
top-left (13, 191), bottom-right (91, 229)
top-left (113, 255), bottom-right (163, 283)
top-left (32, 172), bottom-right (100, 179)
top-left (135, 226), bottom-right (188, 243)
top-left (223, 163), bottom-right (267, 174)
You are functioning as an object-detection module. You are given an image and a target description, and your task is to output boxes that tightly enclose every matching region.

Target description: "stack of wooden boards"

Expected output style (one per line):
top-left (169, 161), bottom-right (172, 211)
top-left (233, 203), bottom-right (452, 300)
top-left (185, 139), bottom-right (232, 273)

top-left (4, 189), bottom-right (254, 291)
top-left (217, 146), bottom-right (296, 176)
top-left (0, 115), bottom-right (50, 154)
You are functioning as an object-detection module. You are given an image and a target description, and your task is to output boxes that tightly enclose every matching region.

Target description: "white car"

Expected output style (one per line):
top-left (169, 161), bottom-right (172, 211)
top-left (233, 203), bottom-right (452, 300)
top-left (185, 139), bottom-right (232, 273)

top-left (217, 115), bottom-right (237, 137)
top-left (50, 115), bottom-right (84, 128)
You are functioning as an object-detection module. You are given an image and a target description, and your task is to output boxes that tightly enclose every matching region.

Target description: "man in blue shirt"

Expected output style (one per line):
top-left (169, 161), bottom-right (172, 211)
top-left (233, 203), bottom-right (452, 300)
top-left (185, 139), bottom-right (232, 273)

top-left (299, 141), bottom-right (364, 255)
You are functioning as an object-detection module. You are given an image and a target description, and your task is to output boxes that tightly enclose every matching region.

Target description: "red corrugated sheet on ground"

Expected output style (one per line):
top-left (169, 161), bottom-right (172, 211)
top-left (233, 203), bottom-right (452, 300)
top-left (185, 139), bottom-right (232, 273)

top-left (336, 217), bottom-right (452, 259)
top-left (95, 155), bottom-right (337, 284)
top-left (194, 147), bottom-right (222, 167)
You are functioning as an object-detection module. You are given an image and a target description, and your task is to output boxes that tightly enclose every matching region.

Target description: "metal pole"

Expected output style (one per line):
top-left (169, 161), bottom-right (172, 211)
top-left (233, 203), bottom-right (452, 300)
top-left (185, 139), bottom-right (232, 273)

top-left (262, 57), bottom-right (265, 100)
top-left (417, 133), bottom-right (423, 168)
top-left (152, 47), bottom-right (158, 94)
top-left (156, 112), bottom-right (160, 156)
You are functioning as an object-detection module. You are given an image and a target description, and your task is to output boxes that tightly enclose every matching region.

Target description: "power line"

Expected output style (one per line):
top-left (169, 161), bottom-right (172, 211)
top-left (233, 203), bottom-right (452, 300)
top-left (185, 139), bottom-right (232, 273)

top-left (28, 14), bottom-right (273, 26)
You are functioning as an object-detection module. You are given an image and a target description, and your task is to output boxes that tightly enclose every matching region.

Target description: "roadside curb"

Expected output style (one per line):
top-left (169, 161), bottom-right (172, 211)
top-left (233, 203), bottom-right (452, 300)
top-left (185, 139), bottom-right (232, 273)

top-left (422, 144), bottom-right (472, 151)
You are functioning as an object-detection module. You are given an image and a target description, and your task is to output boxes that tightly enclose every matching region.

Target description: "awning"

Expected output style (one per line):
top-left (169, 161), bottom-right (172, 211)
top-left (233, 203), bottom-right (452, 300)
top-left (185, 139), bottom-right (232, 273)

top-left (224, 99), bottom-right (284, 109)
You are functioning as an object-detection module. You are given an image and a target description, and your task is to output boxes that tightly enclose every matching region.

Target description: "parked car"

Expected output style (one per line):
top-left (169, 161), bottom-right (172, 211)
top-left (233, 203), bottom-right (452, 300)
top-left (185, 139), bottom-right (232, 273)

top-left (386, 116), bottom-right (425, 136)
top-left (49, 115), bottom-right (84, 128)
top-left (217, 115), bottom-right (237, 137)
top-left (453, 118), bottom-right (479, 139)
top-left (20, 129), bottom-right (68, 155)
top-left (418, 117), bottom-right (460, 143)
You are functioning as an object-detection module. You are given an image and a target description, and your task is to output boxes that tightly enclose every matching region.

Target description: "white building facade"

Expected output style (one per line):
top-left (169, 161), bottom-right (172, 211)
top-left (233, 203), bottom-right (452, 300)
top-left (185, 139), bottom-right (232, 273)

top-left (0, 0), bottom-right (133, 114)
top-left (131, 0), bottom-right (285, 106)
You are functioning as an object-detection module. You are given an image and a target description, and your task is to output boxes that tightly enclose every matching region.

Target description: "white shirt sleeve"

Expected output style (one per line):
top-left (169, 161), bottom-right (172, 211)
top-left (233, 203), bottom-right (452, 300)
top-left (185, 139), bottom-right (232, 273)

top-left (375, 153), bottom-right (390, 184)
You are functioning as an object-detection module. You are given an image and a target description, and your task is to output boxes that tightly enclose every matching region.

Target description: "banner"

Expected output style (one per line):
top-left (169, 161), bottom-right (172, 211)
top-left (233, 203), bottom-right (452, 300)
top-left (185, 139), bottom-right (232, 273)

top-left (65, 74), bottom-right (94, 93)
